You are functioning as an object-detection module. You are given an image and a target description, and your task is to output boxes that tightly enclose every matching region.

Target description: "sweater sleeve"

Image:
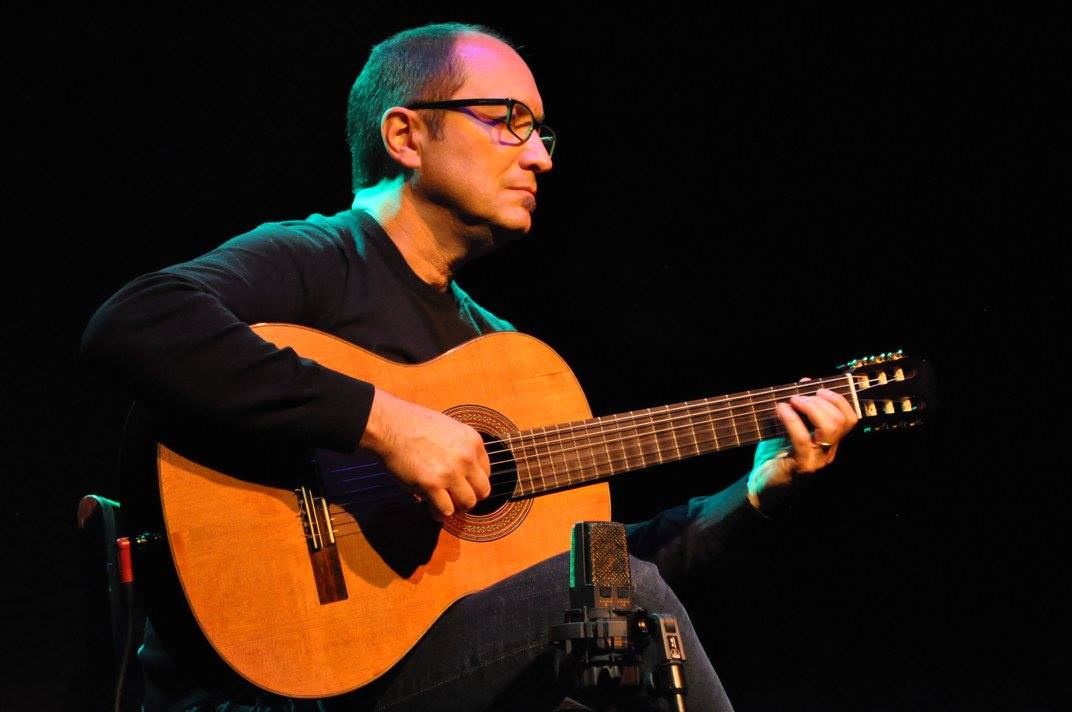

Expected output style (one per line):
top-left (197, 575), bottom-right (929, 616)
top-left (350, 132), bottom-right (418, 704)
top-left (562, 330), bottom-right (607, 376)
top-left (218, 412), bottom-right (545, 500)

top-left (625, 475), bottom-right (764, 586)
top-left (80, 221), bottom-right (374, 452)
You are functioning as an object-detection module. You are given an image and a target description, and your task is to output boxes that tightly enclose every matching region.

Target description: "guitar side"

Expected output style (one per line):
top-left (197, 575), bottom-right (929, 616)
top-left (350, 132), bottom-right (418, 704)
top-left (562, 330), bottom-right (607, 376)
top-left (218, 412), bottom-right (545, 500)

top-left (157, 325), bottom-right (611, 698)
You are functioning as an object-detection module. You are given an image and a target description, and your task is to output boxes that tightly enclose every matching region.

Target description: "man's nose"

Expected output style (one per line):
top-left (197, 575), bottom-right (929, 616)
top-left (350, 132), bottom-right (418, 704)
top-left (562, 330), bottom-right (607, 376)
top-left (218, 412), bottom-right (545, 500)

top-left (521, 132), bottom-right (553, 173)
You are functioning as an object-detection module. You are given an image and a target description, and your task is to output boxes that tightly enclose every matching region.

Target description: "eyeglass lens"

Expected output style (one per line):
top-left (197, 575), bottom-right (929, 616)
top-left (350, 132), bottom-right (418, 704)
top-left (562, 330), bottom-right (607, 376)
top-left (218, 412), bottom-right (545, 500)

top-left (508, 102), bottom-right (555, 156)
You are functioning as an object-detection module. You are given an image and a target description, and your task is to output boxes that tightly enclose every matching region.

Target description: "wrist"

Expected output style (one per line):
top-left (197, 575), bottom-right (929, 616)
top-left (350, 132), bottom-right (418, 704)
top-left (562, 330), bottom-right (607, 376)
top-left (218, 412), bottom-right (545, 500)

top-left (747, 474), bottom-right (764, 512)
top-left (360, 387), bottom-right (394, 451)
top-left (747, 456), bottom-right (796, 516)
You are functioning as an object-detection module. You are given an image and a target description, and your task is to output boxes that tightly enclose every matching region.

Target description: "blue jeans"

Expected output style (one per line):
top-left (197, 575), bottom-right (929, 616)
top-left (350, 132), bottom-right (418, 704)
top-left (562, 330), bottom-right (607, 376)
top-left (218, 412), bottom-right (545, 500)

top-left (167, 553), bottom-right (733, 711)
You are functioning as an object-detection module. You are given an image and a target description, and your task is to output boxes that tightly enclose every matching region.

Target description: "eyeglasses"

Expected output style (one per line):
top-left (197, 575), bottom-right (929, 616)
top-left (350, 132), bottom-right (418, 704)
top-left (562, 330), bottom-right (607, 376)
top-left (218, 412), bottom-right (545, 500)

top-left (405, 98), bottom-right (556, 157)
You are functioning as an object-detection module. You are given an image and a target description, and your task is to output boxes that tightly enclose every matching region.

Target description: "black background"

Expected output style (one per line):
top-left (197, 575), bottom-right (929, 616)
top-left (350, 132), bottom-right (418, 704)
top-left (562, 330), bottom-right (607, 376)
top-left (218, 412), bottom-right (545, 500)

top-left (5, 5), bottom-right (1067, 710)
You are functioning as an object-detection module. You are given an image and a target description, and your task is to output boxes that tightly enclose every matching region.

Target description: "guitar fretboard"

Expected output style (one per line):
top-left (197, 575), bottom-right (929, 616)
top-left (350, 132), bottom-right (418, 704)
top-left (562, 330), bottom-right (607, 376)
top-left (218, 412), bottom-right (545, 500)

top-left (506, 375), bottom-right (855, 496)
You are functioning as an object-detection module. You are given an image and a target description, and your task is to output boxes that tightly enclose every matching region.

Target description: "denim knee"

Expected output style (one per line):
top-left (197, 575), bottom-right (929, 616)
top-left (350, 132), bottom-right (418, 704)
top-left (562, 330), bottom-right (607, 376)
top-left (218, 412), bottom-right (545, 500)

top-left (629, 556), bottom-right (685, 611)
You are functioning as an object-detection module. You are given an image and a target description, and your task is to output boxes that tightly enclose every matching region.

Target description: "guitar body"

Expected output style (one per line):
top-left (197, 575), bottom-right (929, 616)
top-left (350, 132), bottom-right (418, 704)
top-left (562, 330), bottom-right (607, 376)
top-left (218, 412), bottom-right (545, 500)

top-left (147, 322), bottom-right (928, 699)
top-left (156, 324), bottom-right (610, 698)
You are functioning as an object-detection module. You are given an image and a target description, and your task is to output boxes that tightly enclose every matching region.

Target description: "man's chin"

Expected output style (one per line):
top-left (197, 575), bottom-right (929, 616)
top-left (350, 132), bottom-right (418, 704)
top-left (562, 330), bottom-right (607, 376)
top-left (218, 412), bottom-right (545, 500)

top-left (490, 207), bottom-right (534, 236)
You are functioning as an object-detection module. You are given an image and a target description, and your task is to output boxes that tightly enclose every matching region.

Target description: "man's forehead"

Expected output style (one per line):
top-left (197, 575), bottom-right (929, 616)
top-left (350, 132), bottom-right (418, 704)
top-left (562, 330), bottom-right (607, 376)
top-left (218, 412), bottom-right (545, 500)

top-left (453, 34), bottom-right (545, 115)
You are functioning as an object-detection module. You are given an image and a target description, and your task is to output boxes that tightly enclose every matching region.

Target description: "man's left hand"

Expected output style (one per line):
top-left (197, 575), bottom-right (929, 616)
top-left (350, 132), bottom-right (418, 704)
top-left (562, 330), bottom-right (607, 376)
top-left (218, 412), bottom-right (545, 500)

top-left (747, 387), bottom-right (859, 514)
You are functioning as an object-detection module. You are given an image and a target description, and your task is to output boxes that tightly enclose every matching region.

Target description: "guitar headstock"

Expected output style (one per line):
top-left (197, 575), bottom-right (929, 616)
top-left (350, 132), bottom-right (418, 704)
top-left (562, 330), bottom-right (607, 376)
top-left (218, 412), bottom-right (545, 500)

top-left (838, 350), bottom-right (936, 432)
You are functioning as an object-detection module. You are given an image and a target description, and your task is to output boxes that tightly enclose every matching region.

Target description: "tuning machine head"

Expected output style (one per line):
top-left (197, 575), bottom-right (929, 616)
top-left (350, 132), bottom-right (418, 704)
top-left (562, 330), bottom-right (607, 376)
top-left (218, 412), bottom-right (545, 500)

top-left (838, 349), bottom-right (935, 432)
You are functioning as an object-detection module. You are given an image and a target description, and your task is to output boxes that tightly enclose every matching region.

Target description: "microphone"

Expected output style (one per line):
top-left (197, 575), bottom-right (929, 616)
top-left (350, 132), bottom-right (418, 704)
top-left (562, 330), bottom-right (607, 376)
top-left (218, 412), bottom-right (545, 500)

top-left (549, 521), bottom-right (689, 711)
top-left (550, 521), bottom-right (642, 698)
top-left (569, 520), bottom-right (634, 611)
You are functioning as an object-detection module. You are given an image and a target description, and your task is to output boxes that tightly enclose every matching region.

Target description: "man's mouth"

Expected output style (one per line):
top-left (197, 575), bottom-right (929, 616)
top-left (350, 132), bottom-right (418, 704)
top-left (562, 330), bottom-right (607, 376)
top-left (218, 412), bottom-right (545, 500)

top-left (510, 187), bottom-right (537, 211)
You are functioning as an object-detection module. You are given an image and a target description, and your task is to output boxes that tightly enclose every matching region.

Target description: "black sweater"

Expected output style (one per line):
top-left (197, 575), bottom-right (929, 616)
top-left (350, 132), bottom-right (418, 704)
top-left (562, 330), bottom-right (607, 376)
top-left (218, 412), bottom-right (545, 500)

top-left (82, 209), bottom-right (514, 452)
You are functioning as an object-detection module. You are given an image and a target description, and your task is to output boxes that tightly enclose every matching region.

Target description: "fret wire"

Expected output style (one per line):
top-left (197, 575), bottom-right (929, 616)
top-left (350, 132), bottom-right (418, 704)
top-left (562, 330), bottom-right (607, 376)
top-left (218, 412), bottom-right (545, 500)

top-left (677, 401), bottom-right (695, 458)
top-left (704, 397), bottom-right (720, 452)
top-left (518, 422), bottom-right (536, 495)
top-left (596, 413), bottom-right (614, 479)
top-left (662, 403), bottom-right (681, 460)
top-left (606, 413), bottom-right (621, 474)
top-left (540, 425), bottom-right (556, 493)
top-left (731, 393), bottom-right (743, 447)
top-left (527, 426), bottom-right (539, 493)
top-left (624, 410), bottom-right (646, 470)
top-left (619, 412), bottom-right (641, 472)
top-left (645, 406), bottom-right (664, 465)
top-left (576, 416), bottom-right (597, 483)
top-left (631, 409), bottom-right (645, 466)
top-left (560, 419), bottom-right (577, 486)
top-left (555, 423), bottom-right (570, 488)
top-left (748, 389), bottom-right (761, 441)
top-left (583, 416), bottom-right (598, 480)
top-left (633, 408), bottom-right (648, 467)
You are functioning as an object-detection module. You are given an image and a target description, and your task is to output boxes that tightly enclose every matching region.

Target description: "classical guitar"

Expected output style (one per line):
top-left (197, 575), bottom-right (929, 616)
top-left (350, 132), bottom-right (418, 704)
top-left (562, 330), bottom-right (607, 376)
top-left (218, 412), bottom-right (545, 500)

top-left (151, 323), bottom-right (931, 697)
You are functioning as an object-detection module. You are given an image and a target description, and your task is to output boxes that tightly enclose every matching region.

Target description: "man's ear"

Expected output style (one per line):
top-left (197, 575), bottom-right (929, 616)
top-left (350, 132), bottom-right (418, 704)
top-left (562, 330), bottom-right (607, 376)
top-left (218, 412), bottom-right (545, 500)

top-left (380, 107), bottom-right (423, 172)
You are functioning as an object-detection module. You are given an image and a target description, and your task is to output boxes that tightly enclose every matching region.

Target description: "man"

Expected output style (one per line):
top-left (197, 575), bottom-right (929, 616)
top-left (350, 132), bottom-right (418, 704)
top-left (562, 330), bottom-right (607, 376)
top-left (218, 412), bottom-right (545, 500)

top-left (82, 22), bottom-right (857, 711)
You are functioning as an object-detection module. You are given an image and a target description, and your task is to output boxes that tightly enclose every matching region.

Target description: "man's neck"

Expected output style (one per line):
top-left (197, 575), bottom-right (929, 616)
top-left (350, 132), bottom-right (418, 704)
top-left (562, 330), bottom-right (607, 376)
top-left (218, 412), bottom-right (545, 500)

top-left (352, 178), bottom-right (478, 292)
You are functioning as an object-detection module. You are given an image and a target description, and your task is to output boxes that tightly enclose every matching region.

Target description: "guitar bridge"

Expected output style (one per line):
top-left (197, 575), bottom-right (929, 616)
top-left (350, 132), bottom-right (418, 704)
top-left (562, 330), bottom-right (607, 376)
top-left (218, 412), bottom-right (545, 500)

top-left (296, 482), bottom-right (348, 604)
top-left (297, 485), bottom-right (337, 551)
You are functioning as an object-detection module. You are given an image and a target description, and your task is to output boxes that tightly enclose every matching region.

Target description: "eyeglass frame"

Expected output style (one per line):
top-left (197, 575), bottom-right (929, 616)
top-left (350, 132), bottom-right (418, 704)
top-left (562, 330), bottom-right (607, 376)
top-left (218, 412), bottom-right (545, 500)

top-left (404, 98), bottom-right (556, 157)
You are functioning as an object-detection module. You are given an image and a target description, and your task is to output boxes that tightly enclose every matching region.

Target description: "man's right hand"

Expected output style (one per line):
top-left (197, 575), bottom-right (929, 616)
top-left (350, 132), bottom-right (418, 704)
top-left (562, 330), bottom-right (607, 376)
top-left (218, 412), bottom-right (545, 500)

top-left (359, 388), bottom-right (492, 521)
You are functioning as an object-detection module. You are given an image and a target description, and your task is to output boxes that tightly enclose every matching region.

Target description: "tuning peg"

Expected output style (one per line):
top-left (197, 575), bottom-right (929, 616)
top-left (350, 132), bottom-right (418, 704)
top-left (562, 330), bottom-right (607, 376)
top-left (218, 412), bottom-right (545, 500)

top-left (838, 349), bottom-right (905, 370)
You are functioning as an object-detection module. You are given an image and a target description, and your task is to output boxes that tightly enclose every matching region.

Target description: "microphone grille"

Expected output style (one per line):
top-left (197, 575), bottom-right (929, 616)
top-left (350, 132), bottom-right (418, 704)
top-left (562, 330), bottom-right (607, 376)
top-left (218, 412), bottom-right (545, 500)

top-left (584, 521), bottom-right (631, 587)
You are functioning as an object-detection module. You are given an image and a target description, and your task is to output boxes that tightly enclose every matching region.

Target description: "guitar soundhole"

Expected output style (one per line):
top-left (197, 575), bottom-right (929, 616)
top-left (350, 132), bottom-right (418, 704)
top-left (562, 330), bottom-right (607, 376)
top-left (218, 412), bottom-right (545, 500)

top-left (441, 405), bottom-right (532, 542)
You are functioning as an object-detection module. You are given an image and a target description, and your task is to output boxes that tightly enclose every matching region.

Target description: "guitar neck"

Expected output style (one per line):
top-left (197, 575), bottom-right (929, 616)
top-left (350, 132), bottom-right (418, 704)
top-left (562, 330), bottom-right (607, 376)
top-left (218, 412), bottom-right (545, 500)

top-left (506, 373), bottom-right (857, 497)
